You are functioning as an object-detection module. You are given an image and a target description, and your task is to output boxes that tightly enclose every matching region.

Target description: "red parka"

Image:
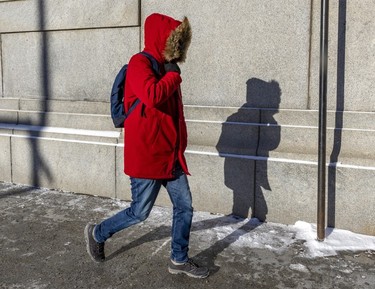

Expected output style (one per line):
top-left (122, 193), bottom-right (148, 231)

top-left (123, 13), bottom-right (192, 179)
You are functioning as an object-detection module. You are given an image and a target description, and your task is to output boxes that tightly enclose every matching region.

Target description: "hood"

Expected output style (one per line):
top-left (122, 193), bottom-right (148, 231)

top-left (144, 13), bottom-right (192, 64)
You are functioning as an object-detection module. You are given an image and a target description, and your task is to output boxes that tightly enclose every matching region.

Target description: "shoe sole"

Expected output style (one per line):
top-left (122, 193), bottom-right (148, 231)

top-left (84, 223), bottom-right (104, 263)
top-left (168, 267), bottom-right (209, 279)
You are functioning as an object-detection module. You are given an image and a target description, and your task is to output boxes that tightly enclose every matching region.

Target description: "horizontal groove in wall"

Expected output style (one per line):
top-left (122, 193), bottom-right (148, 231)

top-left (185, 150), bottom-right (375, 171)
top-left (0, 123), bottom-right (120, 138)
top-left (1, 25), bottom-right (141, 35)
top-left (185, 104), bottom-right (375, 115)
top-left (2, 133), bottom-right (118, 147)
top-left (2, 131), bottom-right (374, 171)
top-left (186, 119), bottom-right (375, 132)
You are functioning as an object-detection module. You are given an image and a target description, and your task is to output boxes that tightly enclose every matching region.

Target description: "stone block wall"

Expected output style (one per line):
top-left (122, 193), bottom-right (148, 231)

top-left (1, 0), bottom-right (374, 235)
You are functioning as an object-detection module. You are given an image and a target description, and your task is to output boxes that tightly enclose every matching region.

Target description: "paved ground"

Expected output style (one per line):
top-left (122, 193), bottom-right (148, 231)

top-left (0, 182), bottom-right (374, 289)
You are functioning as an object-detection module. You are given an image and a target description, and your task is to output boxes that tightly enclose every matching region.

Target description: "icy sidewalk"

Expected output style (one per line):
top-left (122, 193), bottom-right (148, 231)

top-left (1, 182), bottom-right (374, 289)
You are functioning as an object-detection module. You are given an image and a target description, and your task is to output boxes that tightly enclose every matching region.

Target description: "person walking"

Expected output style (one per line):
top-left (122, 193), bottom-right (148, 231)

top-left (84, 13), bottom-right (209, 279)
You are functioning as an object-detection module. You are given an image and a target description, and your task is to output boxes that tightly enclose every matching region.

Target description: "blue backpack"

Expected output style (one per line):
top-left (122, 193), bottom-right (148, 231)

top-left (110, 51), bottom-right (160, 128)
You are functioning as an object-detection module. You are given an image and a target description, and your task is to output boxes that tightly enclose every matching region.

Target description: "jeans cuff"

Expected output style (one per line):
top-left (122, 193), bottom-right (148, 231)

top-left (93, 225), bottom-right (103, 243)
top-left (171, 256), bottom-right (188, 264)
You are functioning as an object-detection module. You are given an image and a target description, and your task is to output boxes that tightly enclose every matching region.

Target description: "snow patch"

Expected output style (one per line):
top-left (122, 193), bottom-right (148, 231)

top-left (294, 221), bottom-right (375, 258)
top-left (289, 263), bottom-right (309, 273)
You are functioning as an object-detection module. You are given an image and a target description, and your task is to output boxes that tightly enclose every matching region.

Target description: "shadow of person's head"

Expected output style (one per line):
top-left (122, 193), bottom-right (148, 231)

top-left (246, 78), bottom-right (281, 109)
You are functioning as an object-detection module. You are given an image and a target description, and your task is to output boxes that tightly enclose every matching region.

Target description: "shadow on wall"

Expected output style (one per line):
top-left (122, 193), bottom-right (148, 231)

top-left (0, 0), bottom-right (53, 187)
top-left (216, 78), bottom-right (281, 222)
top-left (328, 0), bottom-right (346, 228)
top-left (17, 0), bottom-right (54, 187)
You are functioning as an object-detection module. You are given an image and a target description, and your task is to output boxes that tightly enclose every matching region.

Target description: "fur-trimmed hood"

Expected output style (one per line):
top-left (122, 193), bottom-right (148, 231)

top-left (143, 13), bottom-right (192, 64)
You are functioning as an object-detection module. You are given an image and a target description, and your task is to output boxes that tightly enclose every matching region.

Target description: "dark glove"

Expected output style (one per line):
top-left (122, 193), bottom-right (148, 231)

top-left (164, 62), bottom-right (181, 74)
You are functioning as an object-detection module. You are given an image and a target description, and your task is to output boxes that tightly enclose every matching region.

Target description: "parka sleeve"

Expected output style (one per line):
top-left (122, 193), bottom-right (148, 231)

top-left (126, 54), bottom-right (182, 108)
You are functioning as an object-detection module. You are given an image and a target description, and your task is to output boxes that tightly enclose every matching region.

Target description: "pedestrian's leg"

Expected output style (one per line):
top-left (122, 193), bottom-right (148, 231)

top-left (165, 170), bottom-right (209, 278)
top-left (165, 171), bottom-right (193, 263)
top-left (94, 178), bottom-right (162, 243)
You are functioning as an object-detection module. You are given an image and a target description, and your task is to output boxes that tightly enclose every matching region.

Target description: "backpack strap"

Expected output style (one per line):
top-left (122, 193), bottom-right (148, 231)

top-left (126, 52), bottom-right (161, 118)
top-left (139, 51), bottom-right (161, 76)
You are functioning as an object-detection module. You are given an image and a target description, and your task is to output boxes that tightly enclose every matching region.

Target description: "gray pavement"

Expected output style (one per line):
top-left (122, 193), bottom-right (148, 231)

top-left (0, 182), bottom-right (374, 289)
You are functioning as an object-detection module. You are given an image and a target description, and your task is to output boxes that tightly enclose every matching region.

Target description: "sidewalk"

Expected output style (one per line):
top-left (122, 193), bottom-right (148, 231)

top-left (1, 182), bottom-right (374, 289)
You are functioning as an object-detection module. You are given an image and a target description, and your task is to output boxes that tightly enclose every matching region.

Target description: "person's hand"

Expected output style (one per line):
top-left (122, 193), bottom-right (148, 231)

top-left (164, 62), bottom-right (181, 74)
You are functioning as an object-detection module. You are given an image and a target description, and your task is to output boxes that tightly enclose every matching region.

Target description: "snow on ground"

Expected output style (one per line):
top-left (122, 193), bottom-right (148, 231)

top-left (3, 182), bottom-right (374, 260)
top-left (97, 196), bottom-right (375, 259)
top-left (293, 221), bottom-right (375, 258)
top-left (188, 208), bottom-right (375, 259)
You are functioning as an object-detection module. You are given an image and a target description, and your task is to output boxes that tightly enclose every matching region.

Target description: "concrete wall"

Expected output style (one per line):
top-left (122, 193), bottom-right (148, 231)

top-left (1, 0), bottom-right (374, 235)
top-left (143, 0), bottom-right (312, 109)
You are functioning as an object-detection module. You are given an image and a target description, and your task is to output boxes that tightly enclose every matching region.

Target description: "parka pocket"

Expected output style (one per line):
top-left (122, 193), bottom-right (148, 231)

top-left (142, 114), bottom-right (161, 146)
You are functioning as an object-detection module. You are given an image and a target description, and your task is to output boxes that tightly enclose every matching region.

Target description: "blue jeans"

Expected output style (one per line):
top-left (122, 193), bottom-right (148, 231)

top-left (94, 168), bottom-right (193, 263)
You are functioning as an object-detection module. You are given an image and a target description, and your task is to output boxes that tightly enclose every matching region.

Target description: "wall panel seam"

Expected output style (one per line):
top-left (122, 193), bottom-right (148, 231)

top-left (253, 108), bottom-right (263, 217)
top-left (307, 0), bottom-right (315, 110)
top-left (0, 25), bottom-right (141, 35)
top-left (9, 135), bottom-right (13, 182)
top-left (0, 34), bottom-right (3, 98)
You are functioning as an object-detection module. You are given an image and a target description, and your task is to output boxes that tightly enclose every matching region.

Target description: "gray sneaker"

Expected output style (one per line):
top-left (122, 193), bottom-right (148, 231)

top-left (168, 259), bottom-right (209, 278)
top-left (84, 223), bottom-right (105, 262)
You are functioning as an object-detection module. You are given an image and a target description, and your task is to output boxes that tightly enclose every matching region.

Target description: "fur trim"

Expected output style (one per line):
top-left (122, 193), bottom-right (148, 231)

top-left (164, 17), bottom-right (192, 63)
